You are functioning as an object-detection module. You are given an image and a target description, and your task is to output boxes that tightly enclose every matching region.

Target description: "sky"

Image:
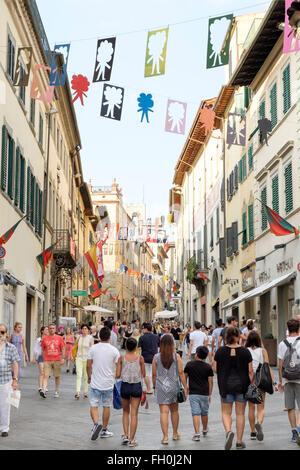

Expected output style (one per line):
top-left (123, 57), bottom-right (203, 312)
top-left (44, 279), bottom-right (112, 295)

top-left (36, 0), bottom-right (272, 223)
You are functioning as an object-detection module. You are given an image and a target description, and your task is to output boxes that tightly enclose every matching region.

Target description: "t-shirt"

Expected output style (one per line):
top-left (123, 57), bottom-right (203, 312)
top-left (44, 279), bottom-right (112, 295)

top-left (41, 335), bottom-right (65, 362)
top-left (110, 330), bottom-right (118, 347)
top-left (189, 330), bottom-right (207, 354)
top-left (278, 336), bottom-right (300, 384)
top-left (212, 327), bottom-right (223, 349)
top-left (184, 360), bottom-right (213, 395)
top-left (87, 342), bottom-right (120, 390)
top-left (214, 346), bottom-right (252, 397)
top-left (171, 327), bottom-right (181, 341)
top-left (138, 332), bottom-right (160, 364)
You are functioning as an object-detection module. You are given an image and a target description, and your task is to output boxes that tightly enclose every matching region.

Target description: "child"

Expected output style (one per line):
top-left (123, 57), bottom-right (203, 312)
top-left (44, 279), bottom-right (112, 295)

top-left (184, 346), bottom-right (213, 441)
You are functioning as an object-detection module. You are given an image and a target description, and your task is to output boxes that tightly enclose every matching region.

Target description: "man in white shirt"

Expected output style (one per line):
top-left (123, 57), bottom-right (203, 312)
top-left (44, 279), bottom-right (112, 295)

top-left (278, 318), bottom-right (300, 445)
top-left (87, 326), bottom-right (120, 440)
top-left (189, 321), bottom-right (208, 360)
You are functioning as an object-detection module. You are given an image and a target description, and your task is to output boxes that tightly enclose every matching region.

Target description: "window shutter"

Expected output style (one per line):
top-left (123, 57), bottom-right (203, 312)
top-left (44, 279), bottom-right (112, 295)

top-left (242, 154), bottom-right (247, 180)
top-left (248, 204), bottom-right (254, 240)
top-left (232, 221), bottom-right (238, 253)
top-left (30, 173), bottom-right (35, 226)
top-left (14, 146), bottom-right (20, 206)
top-left (259, 101), bottom-right (265, 144)
top-left (261, 187), bottom-right (267, 231)
top-left (242, 212), bottom-right (247, 245)
top-left (38, 189), bottom-right (43, 237)
top-left (244, 87), bottom-right (250, 109)
top-left (227, 177), bottom-right (230, 200)
top-left (270, 83), bottom-right (277, 129)
top-left (234, 164), bottom-right (239, 190)
top-left (19, 156), bottom-right (25, 213)
top-left (216, 207), bottom-right (220, 240)
top-left (272, 174), bottom-right (279, 213)
top-left (7, 137), bottom-right (15, 199)
top-left (248, 145), bottom-right (253, 170)
top-left (35, 182), bottom-right (39, 231)
top-left (210, 216), bottom-right (214, 248)
top-left (283, 64), bottom-right (291, 114)
top-left (230, 171), bottom-right (234, 196)
top-left (1, 125), bottom-right (8, 191)
top-left (284, 162), bottom-right (293, 213)
top-left (219, 237), bottom-right (226, 267)
top-left (221, 178), bottom-right (225, 210)
top-left (26, 166), bottom-right (31, 218)
top-left (226, 226), bottom-right (233, 257)
top-left (239, 159), bottom-right (242, 183)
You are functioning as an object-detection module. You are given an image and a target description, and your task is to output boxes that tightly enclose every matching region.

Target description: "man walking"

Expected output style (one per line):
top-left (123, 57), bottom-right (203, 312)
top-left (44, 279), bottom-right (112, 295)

top-left (40, 323), bottom-right (65, 398)
top-left (189, 322), bottom-right (208, 360)
top-left (0, 324), bottom-right (20, 437)
top-left (218, 316), bottom-right (238, 348)
top-left (104, 320), bottom-right (118, 348)
top-left (211, 319), bottom-right (223, 352)
top-left (138, 322), bottom-right (160, 394)
top-left (87, 326), bottom-right (120, 440)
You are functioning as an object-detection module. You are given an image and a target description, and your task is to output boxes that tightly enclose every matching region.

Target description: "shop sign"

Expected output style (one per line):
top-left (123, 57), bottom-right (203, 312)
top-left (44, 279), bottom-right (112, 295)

top-left (257, 270), bottom-right (271, 285)
top-left (242, 265), bottom-right (255, 292)
top-left (277, 258), bottom-right (293, 274)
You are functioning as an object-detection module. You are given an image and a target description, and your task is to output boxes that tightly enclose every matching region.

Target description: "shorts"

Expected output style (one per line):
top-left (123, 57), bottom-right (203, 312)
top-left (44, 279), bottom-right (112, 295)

top-left (37, 355), bottom-right (43, 364)
top-left (44, 361), bottom-right (61, 378)
top-left (284, 382), bottom-right (300, 410)
top-left (221, 393), bottom-right (246, 404)
top-left (89, 388), bottom-right (113, 408)
top-left (189, 394), bottom-right (209, 416)
top-left (145, 363), bottom-right (152, 377)
top-left (121, 382), bottom-right (142, 400)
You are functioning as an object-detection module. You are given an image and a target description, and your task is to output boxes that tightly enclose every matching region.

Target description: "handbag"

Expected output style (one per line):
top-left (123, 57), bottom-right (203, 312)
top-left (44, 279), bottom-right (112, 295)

top-left (175, 354), bottom-right (186, 403)
top-left (255, 362), bottom-right (274, 395)
top-left (245, 383), bottom-right (263, 404)
top-left (72, 343), bottom-right (78, 361)
top-left (113, 381), bottom-right (122, 410)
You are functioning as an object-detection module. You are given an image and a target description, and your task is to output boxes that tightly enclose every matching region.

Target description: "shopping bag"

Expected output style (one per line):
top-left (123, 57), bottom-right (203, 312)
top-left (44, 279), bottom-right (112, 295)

top-left (113, 381), bottom-right (122, 410)
top-left (6, 389), bottom-right (21, 408)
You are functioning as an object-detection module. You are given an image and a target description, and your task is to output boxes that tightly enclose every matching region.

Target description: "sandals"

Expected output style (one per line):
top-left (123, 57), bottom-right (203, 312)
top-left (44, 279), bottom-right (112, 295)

top-left (75, 393), bottom-right (80, 400)
top-left (173, 434), bottom-right (180, 441)
top-left (129, 440), bottom-right (138, 447)
top-left (161, 439), bottom-right (169, 445)
top-left (83, 393), bottom-right (88, 399)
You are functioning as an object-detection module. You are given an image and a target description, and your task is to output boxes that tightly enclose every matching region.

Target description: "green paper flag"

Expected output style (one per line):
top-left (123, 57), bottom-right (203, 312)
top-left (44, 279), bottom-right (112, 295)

top-left (207, 14), bottom-right (233, 69)
top-left (145, 28), bottom-right (169, 77)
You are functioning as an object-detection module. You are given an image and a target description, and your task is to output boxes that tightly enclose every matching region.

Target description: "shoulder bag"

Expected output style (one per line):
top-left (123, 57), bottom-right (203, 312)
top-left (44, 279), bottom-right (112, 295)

top-left (255, 362), bottom-right (274, 395)
top-left (175, 354), bottom-right (186, 403)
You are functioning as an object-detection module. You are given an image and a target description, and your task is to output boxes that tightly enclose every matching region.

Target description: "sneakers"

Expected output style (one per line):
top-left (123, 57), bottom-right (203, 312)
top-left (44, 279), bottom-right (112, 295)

top-left (40, 390), bottom-right (46, 399)
top-left (202, 429), bottom-right (208, 437)
top-left (224, 431), bottom-right (234, 450)
top-left (91, 423), bottom-right (102, 441)
top-left (255, 423), bottom-right (264, 442)
top-left (54, 391), bottom-right (59, 398)
top-left (236, 441), bottom-right (246, 449)
top-left (100, 429), bottom-right (114, 438)
top-left (192, 434), bottom-right (201, 441)
top-left (292, 428), bottom-right (300, 446)
top-left (1, 432), bottom-right (8, 437)
top-left (250, 432), bottom-right (257, 440)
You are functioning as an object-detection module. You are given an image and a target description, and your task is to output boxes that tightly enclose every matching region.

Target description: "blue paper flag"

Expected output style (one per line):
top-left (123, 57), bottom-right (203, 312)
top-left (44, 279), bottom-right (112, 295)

top-left (137, 93), bottom-right (154, 123)
top-left (50, 44), bottom-right (71, 86)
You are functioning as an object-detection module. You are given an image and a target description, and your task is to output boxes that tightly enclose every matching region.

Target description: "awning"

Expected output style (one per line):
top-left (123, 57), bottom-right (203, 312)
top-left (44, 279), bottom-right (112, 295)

top-left (221, 271), bottom-right (297, 310)
top-left (211, 297), bottom-right (219, 308)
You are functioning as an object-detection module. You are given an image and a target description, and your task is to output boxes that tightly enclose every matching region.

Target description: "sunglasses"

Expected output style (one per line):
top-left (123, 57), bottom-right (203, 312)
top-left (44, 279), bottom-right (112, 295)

top-left (0, 330), bottom-right (7, 335)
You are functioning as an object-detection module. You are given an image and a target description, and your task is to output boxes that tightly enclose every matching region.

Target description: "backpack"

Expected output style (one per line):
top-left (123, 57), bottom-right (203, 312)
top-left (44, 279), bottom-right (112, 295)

top-left (282, 337), bottom-right (300, 381)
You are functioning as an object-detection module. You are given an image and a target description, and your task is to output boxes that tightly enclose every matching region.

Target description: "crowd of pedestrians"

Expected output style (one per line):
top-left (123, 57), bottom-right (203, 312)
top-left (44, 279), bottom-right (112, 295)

top-left (1, 315), bottom-right (300, 450)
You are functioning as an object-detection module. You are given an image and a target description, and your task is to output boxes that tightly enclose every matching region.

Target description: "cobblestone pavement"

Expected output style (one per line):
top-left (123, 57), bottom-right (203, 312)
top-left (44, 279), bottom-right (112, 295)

top-left (0, 362), bottom-right (298, 451)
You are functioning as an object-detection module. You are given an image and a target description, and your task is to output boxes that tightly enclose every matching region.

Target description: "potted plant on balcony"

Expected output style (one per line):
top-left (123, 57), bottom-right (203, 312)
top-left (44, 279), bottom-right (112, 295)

top-left (186, 257), bottom-right (208, 290)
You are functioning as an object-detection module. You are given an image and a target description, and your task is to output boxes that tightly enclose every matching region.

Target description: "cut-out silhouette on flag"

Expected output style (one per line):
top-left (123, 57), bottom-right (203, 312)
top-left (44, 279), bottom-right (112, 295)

top-left (49, 44), bottom-right (70, 86)
top-left (283, 0), bottom-right (300, 53)
top-left (137, 93), bottom-right (154, 123)
top-left (100, 84), bottom-right (124, 121)
top-left (199, 106), bottom-right (216, 136)
top-left (30, 64), bottom-right (54, 103)
top-left (207, 14), bottom-right (233, 69)
top-left (93, 38), bottom-right (116, 82)
top-left (165, 99), bottom-right (187, 135)
top-left (145, 28), bottom-right (168, 77)
top-left (71, 75), bottom-right (90, 106)
top-left (227, 113), bottom-right (246, 146)
top-left (248, 118), bottom-right (272, 146)
top-left (13, 47), bottom-right (32, 86)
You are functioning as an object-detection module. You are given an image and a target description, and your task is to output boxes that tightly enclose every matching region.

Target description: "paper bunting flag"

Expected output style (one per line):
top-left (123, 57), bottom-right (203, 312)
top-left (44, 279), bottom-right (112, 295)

top-left (145, 28), bottom-right (168, 77)
top-left (49, 44), bottom-right (70, 86)
top-left (227, 113), bottom-right (246, 146)
top-left (199, 106), bottom-right (216, 136)
top-left (100, 84), bottom-right (124, 121)
top-left (128, 268), bottom-right (132, 276)
top-left (118, 227), bottom-right (128, 240)
top-left (137, 93), bottom-right (154, 123)
top-left (71, 75), bottom-right (90, 105)
top-left (13, 47), bottom-right (32, 86)
top-left (124, 266), bottom-right (128, 273)
top-left (93, 38), bottom-right (116, 82)
top-left (119, 264), bottom-right (124, 273)
top-left (283, 0), bottom-right (300, 54)
top-left (136, 272), bottom-right (140, 279)
top-left (30, 64), bottom-right (54, 103)
top-left (165, 99), bottom-right (187, 135)
top-left (206, 14), bottom-right (233, 69)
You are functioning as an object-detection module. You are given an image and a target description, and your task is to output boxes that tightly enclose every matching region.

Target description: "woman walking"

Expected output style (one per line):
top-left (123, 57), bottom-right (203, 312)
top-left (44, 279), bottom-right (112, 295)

top-left (9, 322), bottom-right (29, 379)
top-left (74, 324), bottom-right (94, 399)
top-left (91, 326), bottom-right (100, 345)
top-left (245, 330), bottom-right (276, 442)
top-left (152, 334), bottom-right (188, 444)
top-left (116, 337), bottom-right (145, 447)
top-left (64, 327), bottom-right (74, 373)
top-left (33, 326), bottom-right (49, 392)
top-left (184, 324), bottom-right (191, 356)
top-left (213, 326), bottom-right (253, 450)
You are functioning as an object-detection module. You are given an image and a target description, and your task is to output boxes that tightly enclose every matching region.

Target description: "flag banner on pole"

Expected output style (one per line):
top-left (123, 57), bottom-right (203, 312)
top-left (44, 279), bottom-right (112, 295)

top-left (262, 202), bottom-right (299, 237)
top-left (30, 64), bottom-right (54, 103)
top-left (85, 240), bottom-right (105, 282)
top-left (36, 243), bottom-right (57, 272)
top-left (100, 84), bottom-right (124, 121)
top-left (283, 0), bottom-right (300, 54)
top-left (93, 37), bottom-right (116, 82)
top-left (0, 211), bottom-right (32, 246)
top-left (49, 44), bottom-right (71, 86)
top-left (71, 75), bottom-right (90, 105)
top-left (165, 99), bottom-right (187, 135)
top-left (206, 14), bottom-right (233, 69)
top-left (227, 113), bottom-right (246, 146)
top-left (137, 93), bottom-right (154, 123)
top-left (145, 28), bottom-right (169, 77)
top-left (13, 47), bottom-right (33, 86)
top-left (89, 279), bottom-right (102, 299)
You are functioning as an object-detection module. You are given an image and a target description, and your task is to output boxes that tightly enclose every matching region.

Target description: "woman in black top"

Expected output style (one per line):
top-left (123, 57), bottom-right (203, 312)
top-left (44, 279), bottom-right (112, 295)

top-left (213, 326), bottom-right (253, 451)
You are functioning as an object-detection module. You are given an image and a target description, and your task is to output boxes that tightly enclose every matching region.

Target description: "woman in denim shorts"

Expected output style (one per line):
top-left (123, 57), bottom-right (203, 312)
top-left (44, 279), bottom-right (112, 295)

top-left (213, 326), bottom-right (253, 450)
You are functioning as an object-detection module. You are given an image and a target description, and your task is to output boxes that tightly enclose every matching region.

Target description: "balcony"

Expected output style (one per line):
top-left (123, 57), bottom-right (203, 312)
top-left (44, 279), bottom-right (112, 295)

top-left (52, 229), bottom-right (76, 269)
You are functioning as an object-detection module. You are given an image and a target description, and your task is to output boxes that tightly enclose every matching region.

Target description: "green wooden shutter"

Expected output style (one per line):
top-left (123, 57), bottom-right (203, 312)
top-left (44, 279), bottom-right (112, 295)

top-left (248, 145), bottom-right (253, 170)
top-left (35, 182), bottom-right (39, 230)
top-left (30, 174), bottom-right (35, 226)
top-left (26, 166), bottom-right (31, 219)
top-left (283, 64), bottom-right (291, 114)
top-left (248, 204), bottom-right (254, 240)
top-left (19, 156), bottom-right (25, 213)
top-left (239, 159), bottom-right (243, 182)
top-left (261, 187), bottom-right (267, 231)
top-left (242, 154), bottom-right (247, 180)
top-left (259, 101), bottom-right (265, 144)
top-left (284, 162), bottom-right (293, 214)
top-left (1, 125), bottom-right (8, 191)
top-left (7, 137), bottom-right (15, 199)
top-left (38, 189), bottom-right (43, 237)
top-left (270, 83), bottom-right (277, 129)
top-left (242, 212), bottom-right (247, 245)
top-left (272, 174), bottom-right (279, 213)
top-left (14, 146), bottom-right (20, 206)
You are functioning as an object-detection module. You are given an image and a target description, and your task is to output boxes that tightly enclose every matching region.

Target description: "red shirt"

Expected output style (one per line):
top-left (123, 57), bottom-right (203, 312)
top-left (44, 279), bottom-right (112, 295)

top-left (41, 335), bottom-right (65, 362)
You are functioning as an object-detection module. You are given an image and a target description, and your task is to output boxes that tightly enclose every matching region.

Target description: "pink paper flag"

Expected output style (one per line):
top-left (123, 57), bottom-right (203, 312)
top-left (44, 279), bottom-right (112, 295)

top-left (30, 64), bottom-right (54, 103)
top-left (283, 0), bottom-right (300, 54)
top-left (165, 99), bottom-right (187, 135)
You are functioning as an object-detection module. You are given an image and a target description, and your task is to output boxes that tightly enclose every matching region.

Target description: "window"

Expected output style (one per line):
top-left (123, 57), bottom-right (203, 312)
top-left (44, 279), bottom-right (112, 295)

top-left (39, 114), bottom-right (44, 147)
top-left (7, 35), bottom-right (15, 81)
top-left (1, 127), bottom-right (15, 198)
top-left (248, 145), bottom-right (253, 171)
top-left (239, 155), bottom-right (247, 182)
top-left (7, 134), bottom-right (14, 199)
top-left (272, 174), bottom-right (279, 213)
top-left (19, 65), bottom-right (25, 105)
top-left (270, 83), bottom-right (277, 129)
top-left (30, 98), bottom-right (35, 127)
top-left (216, 207), bottom-right (220, 241)
top-left (261, 187), bottom-right (267, 231)
top-left (283, 64), bottom-right (291, 114)
top-left (248, 204), bottom-right (254, 241)
top-left (210, 216), bottom-right (214, 248)
top-left (14, 147), bottom-right (20, 207)
top-left (242, 212), bottom-right (247, 245)
top-left (284, 162), bottom-right (293, 214)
